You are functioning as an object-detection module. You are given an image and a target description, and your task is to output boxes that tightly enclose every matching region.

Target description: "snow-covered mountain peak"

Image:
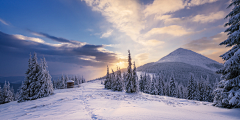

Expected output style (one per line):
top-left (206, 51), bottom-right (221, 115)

top-left (156, 48), bottom-right (223, 71)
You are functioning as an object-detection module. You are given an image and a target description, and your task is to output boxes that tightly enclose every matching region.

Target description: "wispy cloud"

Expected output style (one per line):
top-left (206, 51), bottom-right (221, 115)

top-left (187, 0), bottom-right (218, 7)
top-left (13, 34), bottom-right (45, 43)
top-left (100, 29), bottom-right (113, 38)
top-left (145, 25), bottom-right (191, 37)
top-left (192, 11), bottom-right (225, 23)
top-left (0, 18), bottom-right (9, 25)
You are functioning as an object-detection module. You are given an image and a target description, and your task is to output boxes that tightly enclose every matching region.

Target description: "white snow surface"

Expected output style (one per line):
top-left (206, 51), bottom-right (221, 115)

top-left (156, 48), bottom-right (222, 71)
top-left (1, 80), bottom-right (240, 120)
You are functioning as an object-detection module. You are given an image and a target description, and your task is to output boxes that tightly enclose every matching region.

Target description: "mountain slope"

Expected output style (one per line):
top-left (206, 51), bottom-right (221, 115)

top-left (137, 48), bottom-right (223, 84)
top-left (156, 48), bottom-right (223, 71)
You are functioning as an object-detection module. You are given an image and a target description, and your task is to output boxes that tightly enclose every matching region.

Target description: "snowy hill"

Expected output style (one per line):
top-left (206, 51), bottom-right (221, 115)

top-left (1, 80), bottom-right (240, 120)
top-left (156, 48), bottom-right (223, 71)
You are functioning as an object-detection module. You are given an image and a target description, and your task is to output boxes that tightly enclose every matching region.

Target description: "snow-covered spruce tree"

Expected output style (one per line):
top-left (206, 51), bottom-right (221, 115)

top-left (150, 74), bottom-right (158, 95)
top-left (18, 53), bottom-right (40, 102)
top-left (165, 82), bottom-right (170, 96)
top-left (104, 65), bottom-right (111, 89)
top-left (59, 74), bottom-right (65, 89)
top-left (139, 74), bottom-right (144, 92)
top-left (144, 74), bottom-right (151, 94)
top-left (213, 0), bottom-right (240, 108)
top-left (115, 67), bottom-right (124, 91)
top-left (0, 86), bottom-right (3, 104)
top-left (65, 75), bottom-right (69, 88)
top-left (159, 73), bottom-right (165, 96)
top-left (205, 76), bottom-right (213, 102)
top-left (125, 50), bottom-right (135, 93)
top-left (187, 74), bottom-right (195, 100)
top-left (75, 76), bottom-right (79, 85)
top-left (10, 86), bottom-right (15, 100)
top-left (34, 57), bottom-right (53, 99)
top-left (3, 81), bottom-right (14, 103)
top-left (111, 69), bottom-right (116, 90)
top-left (169, 74), bottom-right (176, 97)
top-left (132, 62), bottom-right (139, 93)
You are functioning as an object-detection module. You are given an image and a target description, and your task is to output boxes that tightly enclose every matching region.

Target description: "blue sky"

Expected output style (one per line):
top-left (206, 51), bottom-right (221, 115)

top-left (0, 0), bottom-right (231, 80)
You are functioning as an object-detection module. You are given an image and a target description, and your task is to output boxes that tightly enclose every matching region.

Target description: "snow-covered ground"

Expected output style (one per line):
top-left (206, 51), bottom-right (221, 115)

top-left (1, 80), bottom-right (240, 120)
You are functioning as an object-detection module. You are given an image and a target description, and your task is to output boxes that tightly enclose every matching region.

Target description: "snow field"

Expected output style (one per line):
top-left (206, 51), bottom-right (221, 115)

top-left (0, 80), bottom-right (240, 120)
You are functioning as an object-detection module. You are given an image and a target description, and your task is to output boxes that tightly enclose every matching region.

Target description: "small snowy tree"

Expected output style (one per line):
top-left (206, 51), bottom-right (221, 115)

top-left (104, 65), bottom-right (111, 89)
top-left (213, 0), bottom-right (240, 108)
top-left (59, 74), bottom-right (65, 89)
top-left (187, 74), bottom-right (195, 100)
top-left (150, 74), bottom-right (158, 95)
top-left (3, 81), bottom-right (14, 103)
top-left (139, 74), bottom-right (144, 92)
top-left (144, 74), bottom-right (151, 94)
top-left (169, 74), bottom-right (176, 97)
top-left (0, 86), bottom-right (3, 104)
top-left (111, 69), bottom-right (116, 90)
top-left (115, 67), bottom-right (124, 91)
top-left (132, 62), bottom-right (139, 93)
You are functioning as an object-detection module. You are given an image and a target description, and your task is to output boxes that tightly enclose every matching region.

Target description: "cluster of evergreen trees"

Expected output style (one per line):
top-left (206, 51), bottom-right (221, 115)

top-left (138, 73), bottom-right (215, 102)
top-left (18, 53), bottom-right (54, 103)
top-left (0, 81), bottom-right (18, 104)
top-left (52, 75), bottom-right (86, 89)
top-left (104, 50), bottom-right (138, 93)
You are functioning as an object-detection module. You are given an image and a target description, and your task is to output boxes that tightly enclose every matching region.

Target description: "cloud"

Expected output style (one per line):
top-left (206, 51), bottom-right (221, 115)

top-left (83, 0), bottom-right (144, 42)
top-left (31, 31), bottom-right (85, 45)
top-left (144, 0), bottom-right (185, 17)
top-left (100, 29), bottom-right (113, 38)
top-left (192, 11), bottom-right (225, 23)
top-left (182, 32), bottom-right (229, 63)
top-left (0, 18), bottom-right (9, 25)
top-left (135, 53), bottom-right (149, 61)
top-left (145, 25), bottom-right (191, 37)
top-left (86, 28), bottom-right (94, 32)
top-left (0, 31), bottom-right (120, 67)
top-left (13, 34), bottom-right (45, 43)
top-left (145, 39), bottom-right (165, 46)
top-left (187, 0), bottom-right (218, 7)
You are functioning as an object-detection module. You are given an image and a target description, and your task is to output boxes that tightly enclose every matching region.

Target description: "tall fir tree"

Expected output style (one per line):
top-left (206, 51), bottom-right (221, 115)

top-left (18, 53), bottom-right (40, 102)
top-left (213, 0), bottom-right (240, 108)
top-left (125, 50), bottom-right (134, 93)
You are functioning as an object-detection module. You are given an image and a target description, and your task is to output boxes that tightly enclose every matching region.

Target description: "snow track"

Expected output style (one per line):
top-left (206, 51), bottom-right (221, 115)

top-left (0, 80), bottom-right (240, 120)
